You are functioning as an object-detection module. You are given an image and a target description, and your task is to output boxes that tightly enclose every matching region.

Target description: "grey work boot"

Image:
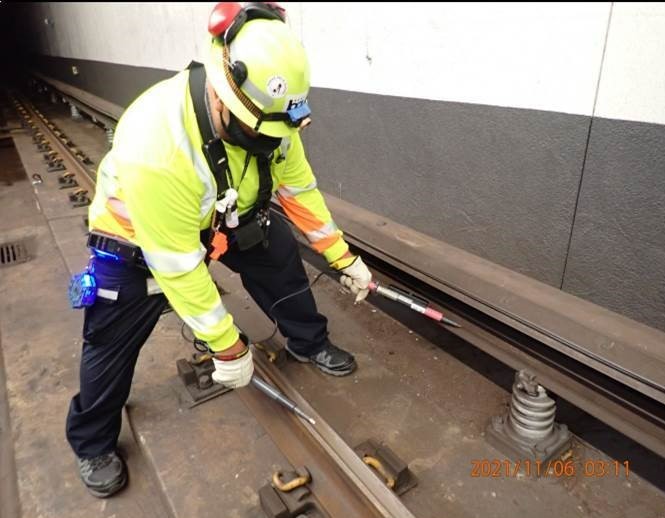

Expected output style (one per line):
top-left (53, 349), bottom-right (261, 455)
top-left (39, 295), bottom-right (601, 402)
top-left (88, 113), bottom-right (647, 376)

top-left (77, 451), bottom-right (127, 498)
top-left (286, 340), bottom-right (357, 376)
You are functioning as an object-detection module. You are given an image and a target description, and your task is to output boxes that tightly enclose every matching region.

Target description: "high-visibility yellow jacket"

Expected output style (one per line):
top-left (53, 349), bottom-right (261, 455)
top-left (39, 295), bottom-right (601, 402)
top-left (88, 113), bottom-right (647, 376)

top-left (89, 69), bottom-right (350, 351)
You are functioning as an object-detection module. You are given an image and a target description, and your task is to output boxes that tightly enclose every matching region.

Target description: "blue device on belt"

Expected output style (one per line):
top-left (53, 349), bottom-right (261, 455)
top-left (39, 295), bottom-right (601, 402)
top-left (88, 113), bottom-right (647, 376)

top-left (68, 269), bottom-right (97, 309)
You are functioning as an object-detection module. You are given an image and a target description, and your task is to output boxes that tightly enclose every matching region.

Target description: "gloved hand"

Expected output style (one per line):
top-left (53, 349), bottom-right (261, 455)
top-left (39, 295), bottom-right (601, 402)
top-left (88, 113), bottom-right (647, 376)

top-left (211, 342), bottom-right (254, 389)
top-left (338, 256), bottom-right (372, 303)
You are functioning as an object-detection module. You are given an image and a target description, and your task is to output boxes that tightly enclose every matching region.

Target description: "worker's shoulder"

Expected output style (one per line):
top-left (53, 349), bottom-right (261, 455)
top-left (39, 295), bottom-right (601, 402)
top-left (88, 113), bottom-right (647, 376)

top-left (121, 70), bottom-right (188, 128)
top-left (275, 131), bottom-right (309, 172)
top-left (113, 71), bottom-right (190, 161)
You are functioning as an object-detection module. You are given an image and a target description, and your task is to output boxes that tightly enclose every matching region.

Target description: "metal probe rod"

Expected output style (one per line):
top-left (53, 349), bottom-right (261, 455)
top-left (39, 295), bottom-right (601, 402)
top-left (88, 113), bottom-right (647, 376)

top-left (251, 375), bottom-right (316, 425)
top-left (368, 281), bottom-right (462, 328)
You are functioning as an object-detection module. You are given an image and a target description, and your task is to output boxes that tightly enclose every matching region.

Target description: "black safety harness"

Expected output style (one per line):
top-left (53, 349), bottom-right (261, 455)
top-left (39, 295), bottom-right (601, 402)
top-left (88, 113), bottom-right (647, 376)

top-left (188, 61), bottom-right (275, 254)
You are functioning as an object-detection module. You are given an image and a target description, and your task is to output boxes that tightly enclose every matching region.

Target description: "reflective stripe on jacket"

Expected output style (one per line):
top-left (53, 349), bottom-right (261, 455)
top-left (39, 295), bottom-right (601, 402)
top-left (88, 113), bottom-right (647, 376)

top-left (89, 70), bottom-right (349, 351)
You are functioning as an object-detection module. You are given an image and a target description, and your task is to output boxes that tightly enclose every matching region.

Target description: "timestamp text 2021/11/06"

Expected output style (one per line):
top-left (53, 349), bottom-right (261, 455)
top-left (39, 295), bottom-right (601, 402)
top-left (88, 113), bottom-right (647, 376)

top-left (470, 459), bottom-right (630, 478)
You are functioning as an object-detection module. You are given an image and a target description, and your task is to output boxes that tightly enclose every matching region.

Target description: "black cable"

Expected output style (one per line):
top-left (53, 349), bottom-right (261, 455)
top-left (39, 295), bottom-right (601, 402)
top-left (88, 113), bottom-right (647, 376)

top-left (180, 321), bottom-right (193, 343)
top-left (255, 270), bottom-right (326, 344)
top-left (180, 321), bottom-right (209, 352)
top-left (180, 270), bottom-right (327, 350)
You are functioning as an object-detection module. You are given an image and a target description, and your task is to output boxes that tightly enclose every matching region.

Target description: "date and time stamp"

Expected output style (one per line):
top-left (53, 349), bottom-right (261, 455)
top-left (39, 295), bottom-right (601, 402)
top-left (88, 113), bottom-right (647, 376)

top-left (470, 458), bottom-right (631, 478)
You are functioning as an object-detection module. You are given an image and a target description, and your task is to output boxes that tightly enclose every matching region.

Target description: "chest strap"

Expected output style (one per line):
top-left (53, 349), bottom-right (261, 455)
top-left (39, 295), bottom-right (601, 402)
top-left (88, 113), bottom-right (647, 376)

top-left (187, 62), bottom-right (274, 221)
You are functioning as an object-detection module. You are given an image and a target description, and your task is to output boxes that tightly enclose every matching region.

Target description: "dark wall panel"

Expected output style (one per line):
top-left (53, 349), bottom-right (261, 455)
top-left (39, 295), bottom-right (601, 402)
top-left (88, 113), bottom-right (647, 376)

top-left (562, 118), bottom-right (665, 331)
top-left (31, 56), bottom-right (175, 109)
top-left (303, 88), bottom-right (589, 287)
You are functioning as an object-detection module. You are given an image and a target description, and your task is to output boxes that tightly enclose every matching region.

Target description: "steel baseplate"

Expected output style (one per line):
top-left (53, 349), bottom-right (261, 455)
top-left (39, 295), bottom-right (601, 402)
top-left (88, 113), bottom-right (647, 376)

top-left (486, 370), bottom-right (572, 474)
top-left (259, 466), bottom-right (327, 518)
top-left (58, 173), bottom-right (78, 189)
top-left (176, 354), bottom-right (231, 408)
top-left (486, 413), bottom-right (571, 470)
top-left (353, 439), bottom-right (418, 496)
top-left (68, 188), bottom-right (91, 207)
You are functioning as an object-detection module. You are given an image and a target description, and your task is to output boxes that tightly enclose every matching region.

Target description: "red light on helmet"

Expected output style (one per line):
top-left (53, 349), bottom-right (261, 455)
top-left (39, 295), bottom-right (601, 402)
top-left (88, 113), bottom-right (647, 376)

top-left (208, 2), bottom-right (286, 44)
top-left (208, 3), bottom-right (243, 39)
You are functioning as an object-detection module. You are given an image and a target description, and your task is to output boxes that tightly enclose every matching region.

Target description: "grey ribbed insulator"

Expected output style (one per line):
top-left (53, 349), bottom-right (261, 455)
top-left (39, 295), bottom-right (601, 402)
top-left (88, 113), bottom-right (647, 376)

top-left (70, 104), bottom-right (82, 120)
top-left (507, 371), bottom-right (556, 441)
top-left (105, 127), bottom-right (114, 147)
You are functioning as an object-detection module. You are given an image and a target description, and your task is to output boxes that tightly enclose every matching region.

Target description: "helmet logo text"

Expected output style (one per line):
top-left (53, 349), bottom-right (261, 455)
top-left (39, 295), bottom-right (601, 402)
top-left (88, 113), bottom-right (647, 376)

top-left (285, 95), bottom-right (307, 112)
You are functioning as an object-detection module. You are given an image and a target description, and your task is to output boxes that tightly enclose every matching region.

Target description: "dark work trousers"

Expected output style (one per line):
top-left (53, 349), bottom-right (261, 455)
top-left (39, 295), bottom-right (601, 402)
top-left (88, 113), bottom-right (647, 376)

top-left (220, 214), bottom-right (329, 355)
top-left (66, 215), bottom-right (328, 459)
top-left (66, 258), bottom-right (168, 458)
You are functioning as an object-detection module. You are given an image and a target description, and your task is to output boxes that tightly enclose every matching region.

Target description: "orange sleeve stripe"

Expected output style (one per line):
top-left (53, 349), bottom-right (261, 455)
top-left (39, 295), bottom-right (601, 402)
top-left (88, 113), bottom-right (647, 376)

top-left (310, 234), bottom-right (341, 253)
top-left (279, 196), bottom-right (325, 234)
top-left (105, 200), bottom-right (136, 236)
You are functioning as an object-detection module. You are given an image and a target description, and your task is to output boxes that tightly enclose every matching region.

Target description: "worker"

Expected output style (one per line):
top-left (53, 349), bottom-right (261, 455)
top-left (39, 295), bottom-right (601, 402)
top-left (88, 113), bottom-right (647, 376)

top-left (65, 1), bottom-right (372, 498)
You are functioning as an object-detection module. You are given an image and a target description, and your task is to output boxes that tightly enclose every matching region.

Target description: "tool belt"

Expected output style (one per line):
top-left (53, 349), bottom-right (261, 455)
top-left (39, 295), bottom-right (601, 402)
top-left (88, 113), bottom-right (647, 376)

top-left (87, 231), bottom-right (148, 269)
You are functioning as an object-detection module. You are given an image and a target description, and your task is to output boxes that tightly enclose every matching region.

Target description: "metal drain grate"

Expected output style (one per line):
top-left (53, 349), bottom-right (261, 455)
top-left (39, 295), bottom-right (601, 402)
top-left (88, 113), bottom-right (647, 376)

top-left (0, 241), bottom-right (30, 267)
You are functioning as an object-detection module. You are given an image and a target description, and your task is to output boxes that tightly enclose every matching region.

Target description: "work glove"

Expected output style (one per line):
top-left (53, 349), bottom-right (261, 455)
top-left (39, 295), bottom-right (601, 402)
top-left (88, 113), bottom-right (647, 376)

top-left (211, 343), bottom-right (254, 389)
top-left (337, 255), bottom-right (372, 303)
